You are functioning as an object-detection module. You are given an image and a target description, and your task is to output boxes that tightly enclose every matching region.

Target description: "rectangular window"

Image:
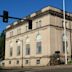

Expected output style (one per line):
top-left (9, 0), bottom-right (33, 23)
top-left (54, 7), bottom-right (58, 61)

top-left (17, 28), bottom-right (21, 34)
top-left (62, 41), bottom-right (65, 53)
top-left (25, 60), bottom-right (29, 64)
top-left (16, 60), bottom-right (19, 64)
top-left (17, 46), bottom-right (20, 56)
top-left (36, 60), bottom-right (40, 64)
top-left (39, 20), bottom-right (41, 27)
top-left (10, 31), bottom-right (13, 37)
top-left (62, 41), bottom-right (68, 53)
top-left (36, 22), bottom-right (38, 28)
top-left (10, 48), bottom-right (12, 56)
top-left (36, 20), bottom-right (42, 28)
top-left (2, 63), bottom-right (5, 66)
top-left (36, 42), bottom-right (42, 54)
top-left (28, 20), bottom-right (32, 29)
top-left (26, 25), bottom-right (28, 31)
top-left (26, 44), bottom-right (30, 55)
top-left (9, 61), bottom-right (11, 64)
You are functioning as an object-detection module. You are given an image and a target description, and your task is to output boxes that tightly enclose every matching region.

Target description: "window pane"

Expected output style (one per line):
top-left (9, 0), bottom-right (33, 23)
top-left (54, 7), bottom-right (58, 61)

top-left (26, 25), bottom-right (28, 31)
top-left (36, 22), bottom-right (38, 28)
top-left (62, 41), bottom-right (68, 53)
top-left (9, 61), bottom-right (11, 64)
top-left (36, 20), bottom-right (42, 28)
top-left (36, 42), bottom-right (42, 54)
top-left (16, 60), bottom-right (19, 64)
top-left (10, 31), bottom-right (13, 37)
top-left (25, 60), bottom-right (29, 64)
top-left (2, 63), bottom-right (5, 66)
top-left (26, 44), bottom-right (30, 55)
top-left (17, 46), bottom-right (20, 56)
top-left (10, 48), bottom-right (12, 56)
top-left (39, 20), bottom-right (41, 27)
top-left (36, 60), bottom-right (40, 64)
top-left (62, 41), bottom-right (65, 53)
top-left (17, 28), bottom-right (21, 34)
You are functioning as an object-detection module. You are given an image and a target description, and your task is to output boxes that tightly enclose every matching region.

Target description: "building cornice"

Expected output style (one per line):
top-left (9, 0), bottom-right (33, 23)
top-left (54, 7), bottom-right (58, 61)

top-left (5, 6), bottom-right (72, 32)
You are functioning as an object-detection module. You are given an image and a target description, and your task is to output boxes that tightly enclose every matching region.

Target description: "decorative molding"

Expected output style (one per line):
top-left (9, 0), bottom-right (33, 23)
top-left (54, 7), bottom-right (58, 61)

top-left (5, 6), bottom-right (72, 31)
top-left (6, 24), bottom-right (72, 40)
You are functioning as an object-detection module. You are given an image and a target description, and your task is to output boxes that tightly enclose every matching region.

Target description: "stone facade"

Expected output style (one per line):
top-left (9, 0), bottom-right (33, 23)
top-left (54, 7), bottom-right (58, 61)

top-left (2, 6), bottom-right (72, 67)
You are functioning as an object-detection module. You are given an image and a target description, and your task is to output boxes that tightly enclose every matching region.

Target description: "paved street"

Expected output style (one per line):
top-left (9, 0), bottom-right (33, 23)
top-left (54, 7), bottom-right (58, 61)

top-left (1, 65), bottom-right (72, 72)
top-left (35, 68), bottom-right (72, 72)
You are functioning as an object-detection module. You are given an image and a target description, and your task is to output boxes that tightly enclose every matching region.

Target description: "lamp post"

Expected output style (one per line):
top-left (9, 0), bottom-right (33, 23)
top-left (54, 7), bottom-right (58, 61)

top-left (63, 0), bottom-right (67, 64)
top-left (16, 39), bottom-right (23, 68)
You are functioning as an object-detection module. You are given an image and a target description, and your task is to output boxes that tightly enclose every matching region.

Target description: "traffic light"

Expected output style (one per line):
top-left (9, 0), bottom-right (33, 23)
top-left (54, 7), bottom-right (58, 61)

top-left (28, 20), bottom-right (32, 29)
top-left (3, 11), bottom-right (8, 23)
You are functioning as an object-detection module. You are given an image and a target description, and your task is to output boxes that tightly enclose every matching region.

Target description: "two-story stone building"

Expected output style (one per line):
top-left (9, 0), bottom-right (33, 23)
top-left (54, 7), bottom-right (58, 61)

top-left (2, 6), bottom-right (72, 67)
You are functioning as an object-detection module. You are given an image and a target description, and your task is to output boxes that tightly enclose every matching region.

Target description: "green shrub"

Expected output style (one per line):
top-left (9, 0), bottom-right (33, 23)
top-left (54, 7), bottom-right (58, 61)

top-left (68, 60), bottom-right (72, 64)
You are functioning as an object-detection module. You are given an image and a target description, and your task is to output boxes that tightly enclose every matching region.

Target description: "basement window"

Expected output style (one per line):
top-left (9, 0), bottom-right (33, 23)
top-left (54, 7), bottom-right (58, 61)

top-left (36, 60), bottom-right (40, 64)
top-left (25, 60), bottom-right (29, 64)
top-left (9, 61), bottom-right (11, 64)
top-left (16, 60), bottom-right (19, 64)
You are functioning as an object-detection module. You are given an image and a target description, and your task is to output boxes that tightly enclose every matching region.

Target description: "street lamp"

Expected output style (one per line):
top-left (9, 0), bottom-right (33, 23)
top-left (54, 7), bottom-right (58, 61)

top-left (63, 0), bottom-right (67, 64)
top-left (16, 39), bottom-right (23, 68)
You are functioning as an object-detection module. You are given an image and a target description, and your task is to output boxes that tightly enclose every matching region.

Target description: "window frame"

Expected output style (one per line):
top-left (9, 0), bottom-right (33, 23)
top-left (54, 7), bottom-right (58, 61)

top-left (17, 46), bottom-right (21, 56)
top-left (36, 59), bottom-right (40, 64)
top-left (16, 60), bottom-right (19, 64)
top-left (10, 47), bottom-right (13, 57)
top-left (17, 28), bottom-right (21, 34)
top-left (62, 41), bottom-right (68, 53)
top-left (9, 61), bottom-right (11, 64)
top-left (26, 44), bottom-right (30, 55)
top-left (10, 31), bottom-right (13, 37)
top-left (36, 41), bottom-right (42, 54)
top-left (25, 60), bottom-right (29, 64)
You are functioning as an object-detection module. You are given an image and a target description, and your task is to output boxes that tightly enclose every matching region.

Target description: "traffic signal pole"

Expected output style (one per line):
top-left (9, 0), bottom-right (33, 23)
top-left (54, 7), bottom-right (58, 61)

top-left (0, 14), bottom-right (23, 21)
top-left (0, 10), bottom-right (24, 23)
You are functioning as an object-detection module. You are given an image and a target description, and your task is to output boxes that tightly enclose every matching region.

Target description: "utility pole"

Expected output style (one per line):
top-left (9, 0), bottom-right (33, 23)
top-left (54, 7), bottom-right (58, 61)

top-left (63, 0), bottom-right (67, 64)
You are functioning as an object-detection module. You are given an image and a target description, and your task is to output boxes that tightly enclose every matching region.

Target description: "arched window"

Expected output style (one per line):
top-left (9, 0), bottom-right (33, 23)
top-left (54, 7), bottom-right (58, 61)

top-left (26, 37), bottom-right (30, 55)
top-left (36, 34), bottom-right (42, 54)
top-left (36, 34), bottom-right (41, 42)
top-left (26, 37), bottom-right (30, 44)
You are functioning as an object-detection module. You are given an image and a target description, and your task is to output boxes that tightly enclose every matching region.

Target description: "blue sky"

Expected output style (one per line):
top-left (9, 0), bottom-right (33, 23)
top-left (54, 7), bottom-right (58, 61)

top-left (0, 0), bottom-right (72, 33)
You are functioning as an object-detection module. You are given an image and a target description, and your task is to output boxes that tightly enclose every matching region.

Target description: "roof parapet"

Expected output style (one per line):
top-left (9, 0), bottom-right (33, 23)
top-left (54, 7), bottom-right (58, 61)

top-left (13, 21), bottom-right (18, 25)
top-left (20, 17), bottom-right (26, 22)
top-left (41, 6), bottom-right (62, 13)
top-left (6, 25), bottom-right (11, 29)
top-left (30, 13), bottom-right (36, 17)
top-left (41, 6), bottom-right (50, 12)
